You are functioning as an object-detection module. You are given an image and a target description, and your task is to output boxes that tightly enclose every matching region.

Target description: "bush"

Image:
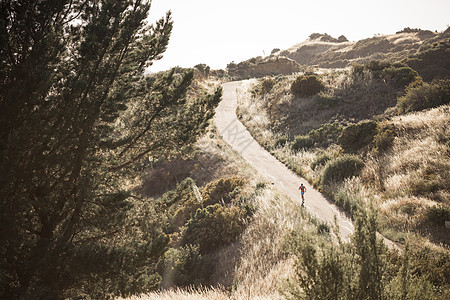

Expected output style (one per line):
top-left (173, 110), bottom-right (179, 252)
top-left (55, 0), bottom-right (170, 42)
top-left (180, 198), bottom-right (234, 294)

top-left (157, 244), bottom-right (212, 288)
top-left (274, 136), bottom-right (288, 148)
top-left (291, 135), bottom-right (315, 152)
top-left (382, 65), bottom-right (420, 88)
top-left (311, 153), bottom-right (332, 170)
top-left (373, 124), bottom-right (396, 153)
top-left (321, 155), bottom-right (364, 186)
top-left (338, 121), bottom-right (378, 153)
top-left (290, 74), bottom-right (325, 97)
top-left (314, 94), bottom-right (339, 110)
top-left (168, 177), bottom-right (246, 231)
top-left (309, 122), bottom-right (343, 147)
top-left (397, 79), bottom-right (450, 113)
top-left (259, 77), bottom-right (276, 94)
top-left (201, 177), bottom-right (246, 206)
top-left (182, 204), bottom-right (249, 253)
top-left (425, 205), bottom-right (450, 226)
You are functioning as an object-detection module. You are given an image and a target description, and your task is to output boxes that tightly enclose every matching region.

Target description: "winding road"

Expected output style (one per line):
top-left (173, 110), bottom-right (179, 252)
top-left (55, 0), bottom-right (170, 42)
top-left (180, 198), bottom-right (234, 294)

top-left (214, 81), bottom-right (355, 239)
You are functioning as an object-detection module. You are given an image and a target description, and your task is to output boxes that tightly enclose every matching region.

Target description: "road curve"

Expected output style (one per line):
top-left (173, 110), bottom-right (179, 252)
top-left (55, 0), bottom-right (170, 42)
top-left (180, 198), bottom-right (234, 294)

top-left (214, 81), bottom-right (355, 239)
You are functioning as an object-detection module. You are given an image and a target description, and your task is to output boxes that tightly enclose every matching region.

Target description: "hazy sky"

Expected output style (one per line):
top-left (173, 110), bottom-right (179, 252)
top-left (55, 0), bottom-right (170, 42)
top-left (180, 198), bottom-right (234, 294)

top-left (147, 0), bottom-right (450, 72)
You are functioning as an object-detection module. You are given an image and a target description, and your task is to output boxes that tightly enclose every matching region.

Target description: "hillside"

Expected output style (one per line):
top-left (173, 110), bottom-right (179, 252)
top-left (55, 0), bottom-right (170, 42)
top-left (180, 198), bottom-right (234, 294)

top-left (228, 27), bottom-right (450, 81)
top-left (235, 61), bottom-right (449, 298)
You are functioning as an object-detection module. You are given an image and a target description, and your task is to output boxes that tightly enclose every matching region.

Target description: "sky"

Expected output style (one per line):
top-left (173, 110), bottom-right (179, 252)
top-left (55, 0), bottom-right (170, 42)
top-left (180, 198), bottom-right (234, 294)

top-left (146, 0), bottom-right (450, 72)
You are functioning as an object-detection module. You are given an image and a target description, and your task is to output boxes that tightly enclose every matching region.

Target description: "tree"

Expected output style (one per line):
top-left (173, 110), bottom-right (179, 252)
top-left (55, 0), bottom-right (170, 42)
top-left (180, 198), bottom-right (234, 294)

top-left (0, 1), bottom-right (221, 298)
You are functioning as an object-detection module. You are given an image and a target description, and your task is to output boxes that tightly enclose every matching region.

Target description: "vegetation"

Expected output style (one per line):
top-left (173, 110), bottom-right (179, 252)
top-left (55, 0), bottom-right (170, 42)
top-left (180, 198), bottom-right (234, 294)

top-left (290, 74), bottom-right (325, 97)
top-left (182, 203), bottom-right (250, 253)
top-left (396, 79), bottom-right (450, 113)
top-left (236, 66), bottom-right (450, 298)
top-left (0, 1), bottom-right (221, 298)
top-left (321, 155), bottom-right (365, 186)
top-left (338, 120), bottom-right (378, 153)
top-left (291, 135), bottom-right (315, 152)
top-left (286, 207), bottom-right (440, 300)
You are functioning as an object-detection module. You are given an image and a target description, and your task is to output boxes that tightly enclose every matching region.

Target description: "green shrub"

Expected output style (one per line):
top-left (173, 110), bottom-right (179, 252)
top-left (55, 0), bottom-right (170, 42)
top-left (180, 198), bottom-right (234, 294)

top-left (290, 74), bottom-right (325, 97)
top-left (314, 94), bottom-right (339, 110)
top-left (274, 136), bottom-right (288, 148)
top-left (365, 60), bottom-right (391, 74)
top-left (259, 77), bottom-right (276, 94)
top-left (182, 204), bottom-right (249, 253)
top-left (321, 155), bottom-right (364, 186)
top-left (397, 79), bottom-right (450, 113)
top-left (382, 65), bottom-right (420, 88)
top-left (291, 135), bottom-right (315, 152)
top-left (409, 245), bottom-right (450, 288)
top-left (311, 153), bottom-right (332, 170)
top-left (201, 177), bottom-right (246, 206)
top-left (425, 205), bottom-right (450, 226)
top-left (338, 121), bottom-right (378, 153)
top-left (309, 122), bottom-right (343, 146)
top-left (157, 244), bottom-right (212, 288)
top-left (373, 124), bottom-right (396, 153)
top-left (168, 177), bottom-right (246, 231)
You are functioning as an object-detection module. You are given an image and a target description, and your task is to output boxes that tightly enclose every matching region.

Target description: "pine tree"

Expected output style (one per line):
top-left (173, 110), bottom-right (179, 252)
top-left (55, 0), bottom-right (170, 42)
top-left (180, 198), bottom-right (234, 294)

top-left (0, 1), bottom-right (221, 298)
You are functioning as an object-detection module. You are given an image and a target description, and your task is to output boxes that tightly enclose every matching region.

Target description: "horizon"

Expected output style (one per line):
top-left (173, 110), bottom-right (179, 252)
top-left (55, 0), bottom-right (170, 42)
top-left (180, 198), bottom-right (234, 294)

top-left (146, 0), bottom-right (449, 72)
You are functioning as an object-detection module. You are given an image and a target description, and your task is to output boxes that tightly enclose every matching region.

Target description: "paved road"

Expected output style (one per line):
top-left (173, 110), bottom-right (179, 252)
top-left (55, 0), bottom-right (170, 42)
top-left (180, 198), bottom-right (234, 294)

top-left (214, 81), bottom-right (355, 239)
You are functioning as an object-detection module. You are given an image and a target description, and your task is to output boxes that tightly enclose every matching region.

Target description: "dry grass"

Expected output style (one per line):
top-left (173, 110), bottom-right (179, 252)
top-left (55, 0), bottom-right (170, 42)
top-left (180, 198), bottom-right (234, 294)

top-left (233, 188), bottom-right (315, 298)
top-left (237, 73), bottom-right (449, 248)
top-left (361, 105), bottom-right (450, 242)
top-left (122, 187), bottom-right (316, 300)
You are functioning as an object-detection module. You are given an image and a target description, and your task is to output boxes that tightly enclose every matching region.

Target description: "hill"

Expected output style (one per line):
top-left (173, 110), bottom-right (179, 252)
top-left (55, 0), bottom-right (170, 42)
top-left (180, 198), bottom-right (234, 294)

top-left (235, 62), bottom-right (449, 298)
top-left (228, 27), bottom-right (450, 81)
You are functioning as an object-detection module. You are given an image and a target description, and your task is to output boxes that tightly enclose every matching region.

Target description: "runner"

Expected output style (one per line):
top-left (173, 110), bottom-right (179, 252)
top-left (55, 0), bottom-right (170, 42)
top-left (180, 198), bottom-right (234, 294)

top-left (299, 183), bottom-right (306, 206)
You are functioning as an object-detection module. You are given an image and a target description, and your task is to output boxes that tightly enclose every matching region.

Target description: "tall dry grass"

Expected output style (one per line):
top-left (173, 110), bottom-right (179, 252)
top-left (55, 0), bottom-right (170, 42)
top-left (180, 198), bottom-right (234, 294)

top-left (123, 185), bottom-right (319, 299)
top-left (361, 105), bottom-right (450, 238)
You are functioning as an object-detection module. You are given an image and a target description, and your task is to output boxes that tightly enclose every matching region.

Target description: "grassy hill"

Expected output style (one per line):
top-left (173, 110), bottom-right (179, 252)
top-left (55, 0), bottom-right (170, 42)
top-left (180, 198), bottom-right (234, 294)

top-left (235, 60), bottom-right (449, 297)
top-left (228, 27), bottom-right (450, 81)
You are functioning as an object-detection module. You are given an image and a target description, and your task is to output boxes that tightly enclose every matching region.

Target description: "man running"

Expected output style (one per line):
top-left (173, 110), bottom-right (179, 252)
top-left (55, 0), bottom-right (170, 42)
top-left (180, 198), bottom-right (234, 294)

top-left (299, 183), bottom-right (306, 206)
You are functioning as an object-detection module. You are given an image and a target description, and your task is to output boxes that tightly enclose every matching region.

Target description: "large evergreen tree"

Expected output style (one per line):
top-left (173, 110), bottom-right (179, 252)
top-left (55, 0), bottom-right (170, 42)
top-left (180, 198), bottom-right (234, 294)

top-left (0, 0), bottom-right (221, 298)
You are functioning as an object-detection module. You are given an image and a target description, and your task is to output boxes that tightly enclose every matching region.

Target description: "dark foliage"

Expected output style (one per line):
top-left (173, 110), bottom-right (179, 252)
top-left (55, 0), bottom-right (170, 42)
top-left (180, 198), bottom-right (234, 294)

top-left (290, 74), bottom-right (325, 97)
top-left (338, 121), bottom-right (378, 153)
top-left (0, 1), bottom-right (221, 298)
top-left (397, 79), bottom-right (450, 113)
top-left (321, 155), bottom-right (365, 186)
top-left (405, 39), bottom-right (450, 81)
top-left (291, 135), bottom-right (315, 152)
top-left (182, 204), bottom-right (249, 253)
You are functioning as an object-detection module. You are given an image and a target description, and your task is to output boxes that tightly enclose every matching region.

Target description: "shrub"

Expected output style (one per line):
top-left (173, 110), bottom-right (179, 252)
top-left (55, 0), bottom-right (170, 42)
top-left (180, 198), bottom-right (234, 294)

top-left (338, 121), bottom-right (378, 153)
top-left (182, 204), bottom-right (249, 253)
top-left (382, 65), bottom-right (420, 88)
top-left (397, 79), bottom-right (450, 113)
top-left (373, 124), bottom-right (396, 153)
top-left (290, 74), bottom-right (325, 97)
top-left (321, 155), bottom-right (364, 186)
top-left (274, 136), bottom-right (288, 148)
top-left (259, 77), bottom-right (276, 94)
top-left (425, 205), bottom-right (450, 226)
top-left (201, 177), bottom-right (246, 206)
top-left (291, 135), bottom-right (315, 152)
top-left (365, 60), bottom-right (391, 74)
top-left (309, 122), bottom-right (343, 146)
top-left (311, 153), bottom-right (332, 170)
top-left (314, 94), bottom-right (339, 110)
top-left (157, 244), bottom-right (212, 288)
top-left (168, 177), bottom-right (246, 231)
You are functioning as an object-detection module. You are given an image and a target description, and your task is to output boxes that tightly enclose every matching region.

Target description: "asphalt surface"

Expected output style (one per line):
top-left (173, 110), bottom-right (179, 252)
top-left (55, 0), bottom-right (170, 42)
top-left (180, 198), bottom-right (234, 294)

top-left (214, 81), bottom-right (355, 240)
